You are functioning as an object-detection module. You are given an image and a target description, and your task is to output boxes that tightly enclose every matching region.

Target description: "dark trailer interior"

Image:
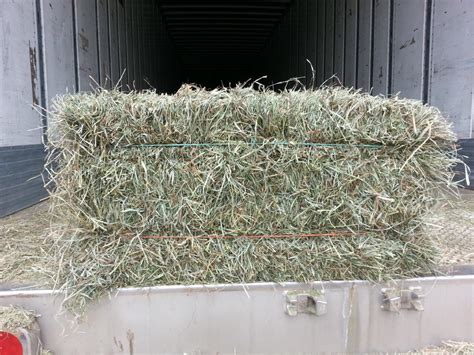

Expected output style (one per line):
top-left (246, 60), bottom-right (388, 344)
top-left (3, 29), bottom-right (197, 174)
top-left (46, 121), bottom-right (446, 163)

top-left (160, 1), bottom-right (292, 88)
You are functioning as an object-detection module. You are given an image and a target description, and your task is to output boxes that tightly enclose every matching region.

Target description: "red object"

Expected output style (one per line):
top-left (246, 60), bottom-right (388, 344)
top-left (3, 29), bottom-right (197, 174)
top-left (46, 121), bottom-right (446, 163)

top-left (0, 331), bottom-right (22, 355)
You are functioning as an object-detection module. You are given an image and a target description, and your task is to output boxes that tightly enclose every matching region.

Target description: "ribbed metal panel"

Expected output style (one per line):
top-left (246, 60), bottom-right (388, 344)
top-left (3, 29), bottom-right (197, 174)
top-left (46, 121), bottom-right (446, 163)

top-left (0, 145), bottom-right (48, 217)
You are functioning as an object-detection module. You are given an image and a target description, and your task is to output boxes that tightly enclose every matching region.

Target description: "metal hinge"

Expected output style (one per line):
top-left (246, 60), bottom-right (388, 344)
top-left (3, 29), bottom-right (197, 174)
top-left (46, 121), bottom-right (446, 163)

top-left (381, 286), bottom-right (424, 312)
top-left (284, 290), bottom-right (327, 316)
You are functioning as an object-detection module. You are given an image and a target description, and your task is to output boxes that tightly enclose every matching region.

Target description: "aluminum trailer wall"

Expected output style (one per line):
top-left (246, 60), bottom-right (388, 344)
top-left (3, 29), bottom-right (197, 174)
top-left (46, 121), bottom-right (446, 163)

top-left (0, 1), bottom-right (47, 217)
top-left (0, 0), bottom-right (180, 217)
top-left (262, 0), bottom-right (474, 139)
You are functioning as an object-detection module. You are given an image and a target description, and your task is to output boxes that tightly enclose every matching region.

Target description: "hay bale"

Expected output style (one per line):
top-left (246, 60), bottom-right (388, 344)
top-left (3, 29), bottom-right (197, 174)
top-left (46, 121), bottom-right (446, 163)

top-left (48, 85), bottom-right (457, 237)
top-left (46, 84), bottom-right (460, 312)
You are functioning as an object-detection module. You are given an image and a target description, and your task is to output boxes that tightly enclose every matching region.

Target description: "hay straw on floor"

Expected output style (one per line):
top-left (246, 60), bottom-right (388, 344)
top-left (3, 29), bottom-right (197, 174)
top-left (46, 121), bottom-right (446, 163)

top-left (0, 203), bottom-right (52, 288)
top-left (0, 305), bottom-right (38, 335)
top-left (415, 340), bottom-right (474, 354)
top-left (42, 84), bottom-right (461, 313)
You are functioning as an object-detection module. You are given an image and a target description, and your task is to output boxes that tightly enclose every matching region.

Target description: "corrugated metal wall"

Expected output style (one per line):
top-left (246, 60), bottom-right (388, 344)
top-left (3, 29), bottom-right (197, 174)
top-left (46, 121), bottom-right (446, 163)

top-left (262, 0), bottom-right (474, 139)
top-left (0, 0), bottom-right (180, 216)
top-left (0, 0), bottom-right (47, 216)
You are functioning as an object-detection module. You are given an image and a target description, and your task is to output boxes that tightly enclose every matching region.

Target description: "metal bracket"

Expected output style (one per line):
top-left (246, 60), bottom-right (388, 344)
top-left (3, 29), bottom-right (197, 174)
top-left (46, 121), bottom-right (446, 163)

top-left (284, 290), bottom-right (327, 316)
top-left (381, 286), bottom-right (424, 312)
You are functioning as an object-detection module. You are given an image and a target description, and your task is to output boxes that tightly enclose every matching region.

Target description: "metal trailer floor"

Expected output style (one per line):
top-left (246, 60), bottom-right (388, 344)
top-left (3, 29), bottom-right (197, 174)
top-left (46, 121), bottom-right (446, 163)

top-left (0, 276), bottom-right (472, 354)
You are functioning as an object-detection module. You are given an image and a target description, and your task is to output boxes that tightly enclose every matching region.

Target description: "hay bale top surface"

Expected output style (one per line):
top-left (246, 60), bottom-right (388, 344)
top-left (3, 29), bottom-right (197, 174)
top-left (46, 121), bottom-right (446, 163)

top-left (50, 85), bottom-right (455, 149)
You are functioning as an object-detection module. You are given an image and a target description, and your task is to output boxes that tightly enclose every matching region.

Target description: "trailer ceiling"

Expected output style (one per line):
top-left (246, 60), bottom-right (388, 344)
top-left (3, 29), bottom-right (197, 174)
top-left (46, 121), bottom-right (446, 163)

top-left (159, 0), bottom-right (291, 87)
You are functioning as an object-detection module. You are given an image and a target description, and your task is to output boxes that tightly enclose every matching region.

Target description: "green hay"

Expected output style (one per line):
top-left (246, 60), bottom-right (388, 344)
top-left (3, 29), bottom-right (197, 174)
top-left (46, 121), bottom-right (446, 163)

top-left (44, 84), bottom-right (460, 314)
top-left (50, 231), bottom-right (439, 312)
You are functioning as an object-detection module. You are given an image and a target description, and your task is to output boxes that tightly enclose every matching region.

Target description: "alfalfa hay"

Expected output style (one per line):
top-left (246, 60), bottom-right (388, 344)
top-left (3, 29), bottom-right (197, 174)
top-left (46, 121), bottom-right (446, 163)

top-left (45, 84), bottom-right (460, 312)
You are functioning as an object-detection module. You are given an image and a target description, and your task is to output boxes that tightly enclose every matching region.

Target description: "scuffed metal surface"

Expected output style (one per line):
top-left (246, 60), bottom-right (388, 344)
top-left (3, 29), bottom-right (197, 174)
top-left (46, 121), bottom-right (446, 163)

top-left (429, 0), bottom-right (474, 139)
top-left (0, 1), bottom-right (42, 146)
top-left (391, 0), bottom-right (426, 100)
top-left (28, 44), bottom-right (38, 106)
top-left (41, 0), bottom-right (76, 107)
top-left (78, 33), bottom-right (89, 52)
top-left (97, 0), bottom-right (111, 87)
top-left (126, 329), bottom-right (134, 355)
top-left (74, 0), bottom-right (99, 91)
top-left (372, 0), bottom-right (391, 95)
top-left (0, 277), bottom-right (472, 354)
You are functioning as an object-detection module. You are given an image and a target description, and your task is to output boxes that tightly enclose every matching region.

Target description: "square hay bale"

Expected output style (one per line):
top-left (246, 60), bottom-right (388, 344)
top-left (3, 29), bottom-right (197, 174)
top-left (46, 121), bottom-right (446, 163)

top-left (45, 85), bottom-right (460, 312)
